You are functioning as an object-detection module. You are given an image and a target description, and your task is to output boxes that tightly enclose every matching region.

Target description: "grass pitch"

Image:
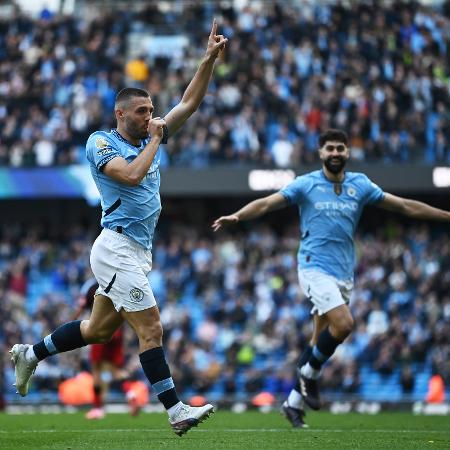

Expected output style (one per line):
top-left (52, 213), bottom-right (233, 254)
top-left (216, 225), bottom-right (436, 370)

top-left (0, 410), bottom-right (449, 449)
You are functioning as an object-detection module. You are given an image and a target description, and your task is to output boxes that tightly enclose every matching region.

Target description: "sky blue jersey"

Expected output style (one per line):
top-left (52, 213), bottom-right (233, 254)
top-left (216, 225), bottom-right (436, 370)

top-left (86, 129), bottom-right (161, 250)
top-left (280, 170), bottom-right (385, 281)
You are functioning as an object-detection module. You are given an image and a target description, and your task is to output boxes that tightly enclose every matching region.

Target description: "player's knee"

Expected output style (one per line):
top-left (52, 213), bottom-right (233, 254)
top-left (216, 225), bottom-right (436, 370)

top-left (138, 320), bottom-right (163, 347)
top-left (330, 315), bottom-right (354, 340)
top-left (152, 320), bottom-right (163, 339)
top-left (83, 325), bottom-right (114, 344)
top-left (337, 316), bottom-right (354, 338)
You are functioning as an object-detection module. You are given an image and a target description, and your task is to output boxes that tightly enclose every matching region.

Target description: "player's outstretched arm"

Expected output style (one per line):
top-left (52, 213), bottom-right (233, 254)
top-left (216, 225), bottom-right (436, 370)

top-left (212, 193), bottom-right (288, 231)
top-left (377, 193), bottom-right (450, 222)
top-left (164, 18), bottom-right (228, 136)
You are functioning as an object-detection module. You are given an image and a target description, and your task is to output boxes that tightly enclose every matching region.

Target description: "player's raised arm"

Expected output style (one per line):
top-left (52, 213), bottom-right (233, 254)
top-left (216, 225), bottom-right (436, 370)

top-left (164, 18), bottom-right (228, 136)
top-left (376, 193), bottom-right (450, 221)
top-left (212, 193), bottom-right (288, 231)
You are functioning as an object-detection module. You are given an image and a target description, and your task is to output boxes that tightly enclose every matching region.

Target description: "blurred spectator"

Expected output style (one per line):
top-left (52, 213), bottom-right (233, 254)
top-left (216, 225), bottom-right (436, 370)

top-left (425, 373), bottom-right (445, 403)
top-left (400, 366), bottom-right (415, 394)
top-left (366, 300), bottom-right (389, 336)
top-left (125, 56), bottom-right (150, 84)
top-left (0, 2), bottom-right (449, 167)
top-left (1, 218), bottom-right (450, 401)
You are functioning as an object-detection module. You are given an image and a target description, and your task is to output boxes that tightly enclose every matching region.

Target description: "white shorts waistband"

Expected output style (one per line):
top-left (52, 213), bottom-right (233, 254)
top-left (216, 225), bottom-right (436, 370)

top-left (101, 227), bottom-right (147, 251)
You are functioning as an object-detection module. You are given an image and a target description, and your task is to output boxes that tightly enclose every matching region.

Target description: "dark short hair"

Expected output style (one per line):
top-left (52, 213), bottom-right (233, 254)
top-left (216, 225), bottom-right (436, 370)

top-left (115, 87), bottom-right (150, 107)
top-left (318, 129), bottom-right (348, 147)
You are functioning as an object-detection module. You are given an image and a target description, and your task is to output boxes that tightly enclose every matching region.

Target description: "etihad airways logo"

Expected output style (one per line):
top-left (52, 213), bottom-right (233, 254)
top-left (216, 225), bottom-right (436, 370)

top-left (314, 201), bottom-right (358, 211)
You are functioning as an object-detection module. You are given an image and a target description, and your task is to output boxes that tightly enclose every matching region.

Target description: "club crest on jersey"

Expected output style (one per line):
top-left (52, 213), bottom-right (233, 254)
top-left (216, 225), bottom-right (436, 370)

top-left (95, 137), bottom-right (109, 150)
top-left (334, 183), bottom-right (342, 195)
top-left (347, 187), bottom-right (356, 197)
top-left (129, 288), bottom-right (144, 302)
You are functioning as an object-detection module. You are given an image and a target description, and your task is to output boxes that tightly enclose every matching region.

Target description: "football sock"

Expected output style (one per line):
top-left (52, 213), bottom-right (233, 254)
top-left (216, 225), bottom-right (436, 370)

top-left (33, 320), bottom-right (87, 361)
top-left (287, 389), bottom-right (303, 409)
top-left (93, 384), bottom-right (102, 408)
top-left (294, 345), bottom-right (313, 393)
top-left (139, 346), bottom-right (180, 410)
top-left (301, 363), bottom-right (320, 379)
top-left (308, 328), bottom-right (343, 372)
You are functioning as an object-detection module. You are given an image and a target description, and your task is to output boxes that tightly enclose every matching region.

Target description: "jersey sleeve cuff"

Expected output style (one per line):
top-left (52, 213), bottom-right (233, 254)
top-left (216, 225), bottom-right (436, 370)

top-left (279, 190), bottom-right (293, 204)
top-left (161, 125), bottom-right (169, 144)
top-left (97, 154), bottom-right (119, 171)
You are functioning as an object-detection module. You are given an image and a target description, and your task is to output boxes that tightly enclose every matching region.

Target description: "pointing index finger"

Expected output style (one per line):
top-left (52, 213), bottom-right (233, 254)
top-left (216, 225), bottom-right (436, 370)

top-left (210, 18), bottom-right (217, 37)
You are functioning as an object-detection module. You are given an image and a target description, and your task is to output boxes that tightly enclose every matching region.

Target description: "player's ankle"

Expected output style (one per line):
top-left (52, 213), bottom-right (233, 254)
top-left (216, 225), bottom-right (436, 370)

top-left (25, 346), bottom-right (38, 364)
top-left (301, 363), bottom-right (320, 379)
top-left (167, 401), bottom-right (184, 418)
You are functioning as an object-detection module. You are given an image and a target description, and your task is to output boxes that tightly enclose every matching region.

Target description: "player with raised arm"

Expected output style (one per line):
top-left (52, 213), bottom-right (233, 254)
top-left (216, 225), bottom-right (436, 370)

top-left (212, 128), bottom-right (450, 428)
top-left (10, 19), bottom-right (227, 437)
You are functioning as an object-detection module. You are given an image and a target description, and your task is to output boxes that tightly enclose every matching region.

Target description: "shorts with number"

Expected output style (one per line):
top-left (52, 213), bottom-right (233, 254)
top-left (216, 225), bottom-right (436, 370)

top-left (298, 268), bottom-right (353, 316)
top-left (90, 228), bottom-right (157, 312)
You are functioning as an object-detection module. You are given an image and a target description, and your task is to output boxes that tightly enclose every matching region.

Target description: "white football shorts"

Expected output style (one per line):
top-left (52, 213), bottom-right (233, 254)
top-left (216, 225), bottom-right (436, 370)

top-left (298, 268), bottom-right (353, 316)
top-left (90, 228), bottom-right (157, 312)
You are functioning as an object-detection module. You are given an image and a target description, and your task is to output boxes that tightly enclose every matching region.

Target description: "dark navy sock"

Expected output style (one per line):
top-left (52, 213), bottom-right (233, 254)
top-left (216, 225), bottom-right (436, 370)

top-left (139, 346), bottom-right (180, 410)
top-left (309, 328), bottom-right (342, 371)
top-left (294, 345), bottom-right (313, 392)
top-left (33, 320), bottom-right (87, 361)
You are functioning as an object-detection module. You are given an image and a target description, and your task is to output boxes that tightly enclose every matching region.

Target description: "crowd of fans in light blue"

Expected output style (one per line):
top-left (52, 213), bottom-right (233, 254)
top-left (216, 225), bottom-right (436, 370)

top-left (1, 219), bottom-right (449, 402)
top-left (0, 1), bottom-right (449, 168)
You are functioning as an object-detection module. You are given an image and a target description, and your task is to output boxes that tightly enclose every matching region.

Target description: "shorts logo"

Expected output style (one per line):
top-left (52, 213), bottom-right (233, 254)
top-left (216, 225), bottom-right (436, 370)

top-left (130, 288), bottom-right (144, 302)
top-left (347, 187), bottom-right (356, 197)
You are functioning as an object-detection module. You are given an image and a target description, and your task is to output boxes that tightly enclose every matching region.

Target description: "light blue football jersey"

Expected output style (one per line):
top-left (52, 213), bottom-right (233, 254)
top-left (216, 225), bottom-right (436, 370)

top-left (86, 129), bottom-right (162, 250)
top-left (280, 170), bottom-right (385, 281)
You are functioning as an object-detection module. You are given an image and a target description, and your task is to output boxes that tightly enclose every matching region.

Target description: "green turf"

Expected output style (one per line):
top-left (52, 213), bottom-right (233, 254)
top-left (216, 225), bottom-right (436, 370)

top-left (0, 411), bottom-right (449, 449)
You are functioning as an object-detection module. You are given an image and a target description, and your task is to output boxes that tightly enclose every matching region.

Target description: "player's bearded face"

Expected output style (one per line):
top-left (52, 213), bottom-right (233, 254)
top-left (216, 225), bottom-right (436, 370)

top-left (324, 154), bottom-right (348, 174)
top-left (121, 97), bottom-right (153, 140)
top-left (321, 142), bottom-right (349, 174)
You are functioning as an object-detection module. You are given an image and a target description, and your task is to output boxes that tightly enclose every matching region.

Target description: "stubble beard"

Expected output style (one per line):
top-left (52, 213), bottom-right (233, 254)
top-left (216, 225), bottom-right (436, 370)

top-left (126, 119), bottom-right (148, 140)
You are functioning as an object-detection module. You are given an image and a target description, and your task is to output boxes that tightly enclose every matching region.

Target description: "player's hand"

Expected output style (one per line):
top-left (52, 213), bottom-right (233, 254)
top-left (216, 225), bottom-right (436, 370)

top-left (205, 18), bottom-right (228, 60)
top-left (147, 117), bottom-right (166, 139)
top-left (212, 214), bottom-right (239, 232)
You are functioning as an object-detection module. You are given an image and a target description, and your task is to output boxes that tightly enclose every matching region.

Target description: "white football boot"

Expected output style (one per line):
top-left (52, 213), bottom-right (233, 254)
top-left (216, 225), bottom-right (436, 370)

top-left (169, 403), bottom-right (215, 436)
top-left (10, 344), bottom-right (38, 397)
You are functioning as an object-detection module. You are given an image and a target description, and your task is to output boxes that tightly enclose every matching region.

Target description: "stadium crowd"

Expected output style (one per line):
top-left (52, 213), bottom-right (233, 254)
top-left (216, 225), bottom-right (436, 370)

top-left (1, 218), bottom-right (449, 402)
top-left (0, 1), bottom-right (449, 168)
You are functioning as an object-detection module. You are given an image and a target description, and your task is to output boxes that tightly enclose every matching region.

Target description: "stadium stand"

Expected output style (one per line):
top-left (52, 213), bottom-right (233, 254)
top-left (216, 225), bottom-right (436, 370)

top-left (0, 0), bottom-right (449, 410)
top-left (0, 1), bottom-right (449, 167)
top-left (1, 216), bottom-right (449, 404)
